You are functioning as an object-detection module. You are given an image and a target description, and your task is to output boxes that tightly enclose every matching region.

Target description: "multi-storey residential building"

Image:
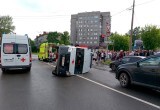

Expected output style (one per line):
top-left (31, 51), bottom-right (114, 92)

top-left (34, 32), bottom-right (48, 49)
top-left (70, 11), bottom-right (111, 48)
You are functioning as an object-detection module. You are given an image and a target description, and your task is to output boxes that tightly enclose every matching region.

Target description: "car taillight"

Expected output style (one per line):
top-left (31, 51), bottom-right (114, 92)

top-left (30, 53), bottom-right (32, 62)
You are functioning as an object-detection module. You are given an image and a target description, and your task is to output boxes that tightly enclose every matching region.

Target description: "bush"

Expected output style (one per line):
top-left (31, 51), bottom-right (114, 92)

top-left (102, 59), bottom-right (112, 65)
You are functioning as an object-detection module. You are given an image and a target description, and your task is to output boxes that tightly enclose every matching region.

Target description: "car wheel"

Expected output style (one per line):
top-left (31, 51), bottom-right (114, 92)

top-left (26, 67), bottom-right (31, 72)
top-left (119, 72), bottom-right (130, 88)
top-left (111, 64), bottom-right (116, 71)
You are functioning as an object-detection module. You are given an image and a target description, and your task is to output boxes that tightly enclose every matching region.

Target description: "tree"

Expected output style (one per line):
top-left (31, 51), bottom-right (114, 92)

top-left (60, 31), bottom-right (70, 45)
top-left (109, 32), bottom-right (129, 51)
top-left (127, 26), bottom-right (141, 46)
top-left (47, 31), bottom-right (60, 44)
top-left (0, 16), bottom-right (15, 37)
top-left (140, 25), bottom-right (160, 50)
top-left (29, 38), bottom-right (38, 52)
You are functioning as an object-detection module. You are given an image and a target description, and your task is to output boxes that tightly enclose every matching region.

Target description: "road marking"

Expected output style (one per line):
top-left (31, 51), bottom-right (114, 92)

top-left (76, 75), bottom-right (160, 109)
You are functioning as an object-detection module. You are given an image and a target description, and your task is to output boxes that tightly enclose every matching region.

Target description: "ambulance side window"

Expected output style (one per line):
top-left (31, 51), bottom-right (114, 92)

top-left (3, 43), bottom-right (14, 54)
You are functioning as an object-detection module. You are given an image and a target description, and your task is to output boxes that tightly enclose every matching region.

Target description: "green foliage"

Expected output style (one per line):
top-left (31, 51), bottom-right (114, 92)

top-left (127, 26), bottom-right (141, 46)
top-left (109, 32), bottom-right (129, 51)
top-left (141, 25), bottom-right (160, 50)
top-left (0, 15), bottom-right (15, 36)
top-left (102, 59), bottom-right (112, 65)
top-left (60, 31), bottom-right (70, 45)
top-left (29, 38), bottom-right (38, 52)
top-left (47, 31), bottom-right (60, 44)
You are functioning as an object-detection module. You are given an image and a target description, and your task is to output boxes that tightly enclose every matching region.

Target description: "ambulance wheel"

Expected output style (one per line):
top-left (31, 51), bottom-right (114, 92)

top-left (1, 68), bottom-right (6, 73)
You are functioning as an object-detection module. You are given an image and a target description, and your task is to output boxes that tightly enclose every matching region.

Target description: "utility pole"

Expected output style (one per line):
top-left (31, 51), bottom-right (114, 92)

top-left (130, 0), bottom-right (135, 52)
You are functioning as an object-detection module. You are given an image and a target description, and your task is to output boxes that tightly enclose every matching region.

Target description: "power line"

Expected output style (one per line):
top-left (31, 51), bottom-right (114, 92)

top-left (136, 0), bottom-right (157, 7)
top-left (111, 0), bottom-right (157, 17)
top-left (111, 6), bottom-right (132, 17)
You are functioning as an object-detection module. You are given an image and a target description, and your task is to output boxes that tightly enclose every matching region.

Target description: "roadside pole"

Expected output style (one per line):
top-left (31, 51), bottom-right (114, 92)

top-left (130, 0), bottom-right (135, 52)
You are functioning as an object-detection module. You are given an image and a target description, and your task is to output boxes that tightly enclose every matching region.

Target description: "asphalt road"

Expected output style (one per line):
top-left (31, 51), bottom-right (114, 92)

top-left (0, 59), bottom-right (159, 110)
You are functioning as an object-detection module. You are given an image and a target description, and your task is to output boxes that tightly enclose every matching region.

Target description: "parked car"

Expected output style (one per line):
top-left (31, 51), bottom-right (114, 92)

top-left (155, 51), bottom-right (160, 55)
top-left (109, 56), bottom-right (146, 71)
top-left (115, 54), bottom-right (160, 90)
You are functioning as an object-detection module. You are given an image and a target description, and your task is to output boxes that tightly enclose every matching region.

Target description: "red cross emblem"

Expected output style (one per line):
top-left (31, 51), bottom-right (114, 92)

top-left (72, 59), bottom-right (74, 64)
top-left (21, 58), bottom-right (26, 62)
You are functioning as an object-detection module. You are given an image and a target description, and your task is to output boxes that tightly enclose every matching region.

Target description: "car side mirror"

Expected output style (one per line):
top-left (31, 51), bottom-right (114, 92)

top-left (137, 62), bottom-right (140, 67)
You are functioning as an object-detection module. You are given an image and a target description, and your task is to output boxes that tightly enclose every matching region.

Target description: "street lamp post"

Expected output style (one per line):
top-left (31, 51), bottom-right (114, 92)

top-left (130, 0), bottom-right (135, 52)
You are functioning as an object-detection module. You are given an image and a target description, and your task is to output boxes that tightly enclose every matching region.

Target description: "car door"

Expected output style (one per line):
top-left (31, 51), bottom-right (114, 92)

top-left (132, 56), bottom-right (160, 87)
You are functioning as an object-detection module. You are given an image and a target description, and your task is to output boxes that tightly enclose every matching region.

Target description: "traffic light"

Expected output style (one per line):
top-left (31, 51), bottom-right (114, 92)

top-left (99, 35), bottom-right (105, 43)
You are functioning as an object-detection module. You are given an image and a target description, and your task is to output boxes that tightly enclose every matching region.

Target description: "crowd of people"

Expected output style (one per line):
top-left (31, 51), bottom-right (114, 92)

top-left (92, 49), bottom-right (155, 62)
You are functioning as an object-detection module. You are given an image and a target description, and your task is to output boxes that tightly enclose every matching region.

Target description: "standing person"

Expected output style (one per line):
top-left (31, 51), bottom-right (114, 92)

top-left (103, 51), bottom-right (106, 62)
top-left (97, 51), bottom-right (101, 64)
top-left (93, 52), bottom-right (97, 64)
top-left (101, 51), bottom-right (104, 62)
top-left (49, 51), bottom-right (53, 62)
top-left (119, 50), bottom-right (124, 60)
top-left (55, 51), bottom-right (58, 64)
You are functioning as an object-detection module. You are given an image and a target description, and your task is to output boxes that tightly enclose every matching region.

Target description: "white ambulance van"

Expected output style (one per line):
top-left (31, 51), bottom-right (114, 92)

top-left (0, 34), bottom-right (32, 72)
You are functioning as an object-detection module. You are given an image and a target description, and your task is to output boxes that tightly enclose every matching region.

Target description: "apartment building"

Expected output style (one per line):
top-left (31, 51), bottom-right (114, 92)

top-left (70, 11), bottom-right (111, 48)
top-left (34, 32), bottom-right (48, 49)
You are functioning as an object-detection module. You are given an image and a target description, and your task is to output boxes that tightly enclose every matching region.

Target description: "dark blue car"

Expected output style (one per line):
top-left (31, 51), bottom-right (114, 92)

top-left (116, 54), bottom-right (160, 90)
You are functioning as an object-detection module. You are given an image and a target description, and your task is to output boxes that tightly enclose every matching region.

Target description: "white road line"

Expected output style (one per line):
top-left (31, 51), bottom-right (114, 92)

top-left (76, 75), bottom-right (160, 109)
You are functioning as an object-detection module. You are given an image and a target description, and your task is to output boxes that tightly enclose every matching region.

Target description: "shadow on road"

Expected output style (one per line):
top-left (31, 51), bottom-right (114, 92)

top-left (1, 69), bottom-right (30, 75)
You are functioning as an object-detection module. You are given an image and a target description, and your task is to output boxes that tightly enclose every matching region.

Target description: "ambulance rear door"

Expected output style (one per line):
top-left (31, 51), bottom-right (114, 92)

top-left (14, 35), bottom-right (30, 66)
top-left (1, 35), bottom-right (16, 66)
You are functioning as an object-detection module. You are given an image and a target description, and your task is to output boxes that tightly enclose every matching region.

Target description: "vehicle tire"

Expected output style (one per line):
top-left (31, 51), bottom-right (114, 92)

top-left (1, 68), bottom-right (6, 73)
top-left (119, 72), bottom-right (130, 88)
top-left (111, 64), bottom-right (116, 71)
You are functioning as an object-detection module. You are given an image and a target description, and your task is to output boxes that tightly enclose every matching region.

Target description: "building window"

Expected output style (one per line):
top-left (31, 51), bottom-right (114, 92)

top-left (94, 16), bottom-right (98, 18)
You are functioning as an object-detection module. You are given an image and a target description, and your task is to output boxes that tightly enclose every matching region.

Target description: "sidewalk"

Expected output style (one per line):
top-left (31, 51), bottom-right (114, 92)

top-left (92, 61), bottom-right (110, 71)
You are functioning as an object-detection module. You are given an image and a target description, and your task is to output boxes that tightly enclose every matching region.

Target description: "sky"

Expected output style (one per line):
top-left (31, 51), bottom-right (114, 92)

top-left (0, 0), bottom-right (160, 40)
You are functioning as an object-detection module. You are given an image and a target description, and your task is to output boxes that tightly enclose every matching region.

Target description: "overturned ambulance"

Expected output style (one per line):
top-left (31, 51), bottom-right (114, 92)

top-left (52, 45), bottom-right (92, 76)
